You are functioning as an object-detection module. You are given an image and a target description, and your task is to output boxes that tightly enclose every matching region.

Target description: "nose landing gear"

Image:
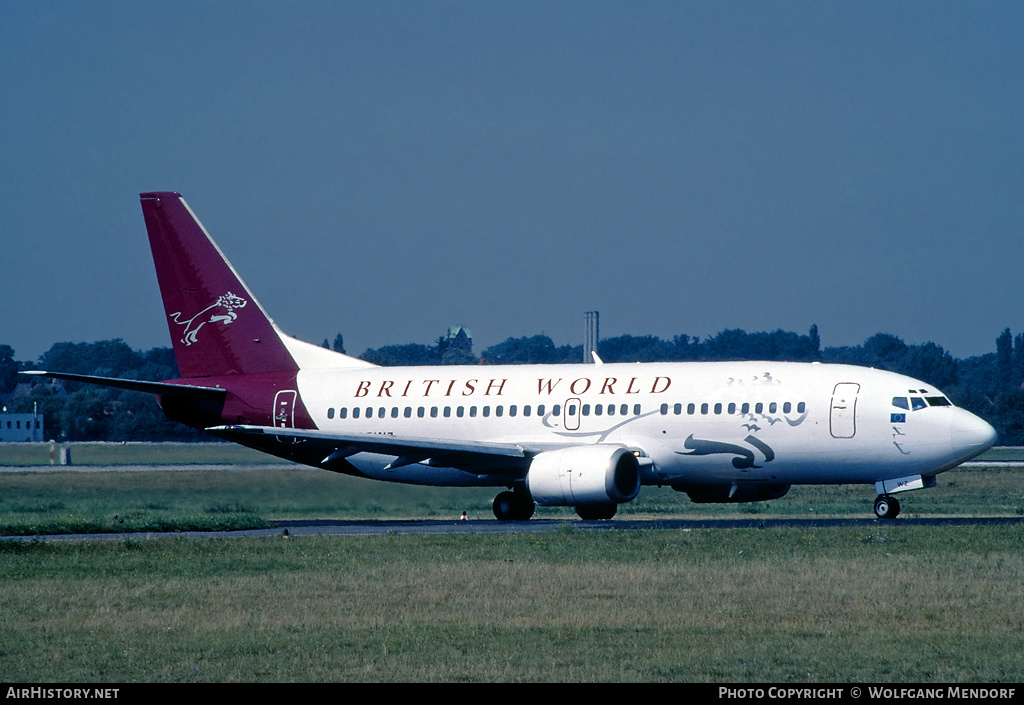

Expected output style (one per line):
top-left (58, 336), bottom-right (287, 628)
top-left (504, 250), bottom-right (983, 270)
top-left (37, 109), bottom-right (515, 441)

top-left (874, 495), bottom-right (901, 519)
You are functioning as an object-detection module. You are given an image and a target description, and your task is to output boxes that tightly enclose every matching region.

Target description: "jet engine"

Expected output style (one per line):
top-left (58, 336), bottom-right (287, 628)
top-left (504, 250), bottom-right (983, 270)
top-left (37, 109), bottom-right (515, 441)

top-left (527, 445), bottom-right (641, 507)
top-left (674, 482), bottom-right (791, 503)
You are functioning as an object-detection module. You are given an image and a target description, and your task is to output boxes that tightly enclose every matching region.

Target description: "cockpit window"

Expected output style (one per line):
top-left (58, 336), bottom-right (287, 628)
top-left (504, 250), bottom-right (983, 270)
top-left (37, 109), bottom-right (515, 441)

top-left (926, 396), bottom-right (952, 407)
top-left (892, 397), bottom-right (909, 410)
top-left (910, 397), bottom-right (927, 411)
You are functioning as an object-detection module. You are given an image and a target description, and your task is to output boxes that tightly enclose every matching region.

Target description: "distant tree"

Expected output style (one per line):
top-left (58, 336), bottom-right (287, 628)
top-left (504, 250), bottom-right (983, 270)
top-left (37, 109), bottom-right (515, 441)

top-left (39, 339), bottom-right (143, 382)
top-left (955, 353), bottom-right (998, 397)
top-left (862, 333), bottom-right (908, 364)
top-left (671, 334), bottom-right (700, 360)
top-left (58, 387), bottom-right (112, 441)
top-left (1015, 333), bottom-right (1024, 389)
top-left (897, 342), bottom-right (958, 389)
top-left (332, 334), bottom-right (346, 354)
top-left (698, 328), bottom-right (819, 362)
top-left (599, 334), bottom-right (676, 362)
top-left (996, 328), bottom-right (1013, 389)
top-left (991, 388), bottom-right (1024, 445)
top-left (359, 343), bottom-right (438, 367)
top-left (0, 344), bottom-right (18, 395)
top-left (483, 335), bottom-right (558, 364)
top-left (808, 324), bottom-right (821, 357)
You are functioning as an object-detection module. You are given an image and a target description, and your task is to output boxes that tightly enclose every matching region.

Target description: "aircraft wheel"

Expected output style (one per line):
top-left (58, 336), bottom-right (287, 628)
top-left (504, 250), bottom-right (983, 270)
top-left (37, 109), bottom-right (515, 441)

top-left (576, 503), bottom-right (617, 520)
top-left (874, 495), bottom-right (900, 519)
top-left (493, 491), bottom-right (535, 521)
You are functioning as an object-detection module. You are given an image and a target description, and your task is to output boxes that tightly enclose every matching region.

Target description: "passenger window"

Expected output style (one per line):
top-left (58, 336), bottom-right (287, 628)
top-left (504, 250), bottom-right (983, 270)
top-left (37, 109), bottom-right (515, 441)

top-left (496, 406), bottom-right (504, 417)
top-left (701, 403), bottom-right (709, 415)
top-left (594, 404), bottom-right (602, 416)
top-left (470, 406), bottom-right (478, 417)
top-left (633, 404), bottom-right (641, 415)
top-left (417, 407), bottom-right (425, 418)
top-left (404, 407), bottom-right (412, 418)
top-left (797, 402), bottom-right (806, 413)
top-left (892, 397), bottom-right (909, 410)
top-left (353, 408), bottom-right (360, 419)
top-left (661, 404), bottom-right (669, 415)
top-left (714, 403), bottom-right (722, 415)
top-left (620, 404), bottom-right (628, 416)
top-left (582, 404), bottom-right (590, 416)
top-left (769, 402), bottom-right (777, 414)
top-left (524, 406), bottom-right (532, 417)
top-left (727, 403), bottom-right (736, 415)
top-left (444, 406), bottom-right (451, 418)
top-left (431, 407), bottom-right (438, 418)
top-left (755, 403), bottom-right (763, 414)
top-left (482, 406), bottom-right (490, 417)
top-left (510, 405), bottom-right (517, 417)
top-left (783, 402), bottom-right (791, 414)
top-left (538, 405), bottom-right (546, 416)
top-left (741, 402), bottom-right (749, 414)
top-left (327, 408), bottom-right (335, 419)
top-left (457, 406), bottom-right (464, 418)
top-left (687, 403), bottom-right (695, 415)
top-left (340, 408), bottom-right (347, 419)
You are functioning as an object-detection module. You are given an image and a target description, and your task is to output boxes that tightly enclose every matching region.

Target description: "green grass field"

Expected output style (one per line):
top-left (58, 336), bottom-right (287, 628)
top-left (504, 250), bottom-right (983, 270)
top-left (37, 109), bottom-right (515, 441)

top-left (1, 526), bottom-right (1022, 682)
top-left (1, 443), bottom-right (1022, 682)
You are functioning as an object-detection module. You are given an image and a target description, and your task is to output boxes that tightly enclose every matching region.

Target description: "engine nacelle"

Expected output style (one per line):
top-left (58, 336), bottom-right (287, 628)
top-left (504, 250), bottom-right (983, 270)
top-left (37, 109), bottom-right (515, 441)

top-left (527, 446), bottom-right (641, 507)
top-left (674, 482), bottom-right (791, 504)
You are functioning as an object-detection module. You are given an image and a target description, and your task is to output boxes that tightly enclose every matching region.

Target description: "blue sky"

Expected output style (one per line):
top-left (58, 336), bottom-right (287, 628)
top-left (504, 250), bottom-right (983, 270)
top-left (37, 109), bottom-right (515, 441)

top-left (2, 1), bottom-right (1022, 363)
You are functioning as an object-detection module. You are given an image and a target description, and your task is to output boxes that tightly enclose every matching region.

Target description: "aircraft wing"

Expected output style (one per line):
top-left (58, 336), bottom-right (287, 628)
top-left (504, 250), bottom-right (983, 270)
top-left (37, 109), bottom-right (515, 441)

top-left (205, 424), bottom-right (541, 474)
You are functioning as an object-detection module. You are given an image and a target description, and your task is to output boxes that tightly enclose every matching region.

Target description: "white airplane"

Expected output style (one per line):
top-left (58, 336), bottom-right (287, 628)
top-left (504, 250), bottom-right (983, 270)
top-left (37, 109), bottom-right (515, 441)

top-left (27, 192), bottom-right (998, 520)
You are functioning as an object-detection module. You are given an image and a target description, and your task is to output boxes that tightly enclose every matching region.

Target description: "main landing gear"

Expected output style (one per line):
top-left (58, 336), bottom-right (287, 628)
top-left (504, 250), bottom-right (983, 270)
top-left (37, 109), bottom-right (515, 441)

top-left (491, 488), bottom-right (619, 521)
top-left (874, 494), bottom-right (901, 519)
top-left (492, 488), bottom-right (535, 521)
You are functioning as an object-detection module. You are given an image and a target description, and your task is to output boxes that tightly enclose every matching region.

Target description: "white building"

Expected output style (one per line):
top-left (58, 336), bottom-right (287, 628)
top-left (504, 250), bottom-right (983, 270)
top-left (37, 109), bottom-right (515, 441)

top-left (0, 412), bottom-right (44, 442)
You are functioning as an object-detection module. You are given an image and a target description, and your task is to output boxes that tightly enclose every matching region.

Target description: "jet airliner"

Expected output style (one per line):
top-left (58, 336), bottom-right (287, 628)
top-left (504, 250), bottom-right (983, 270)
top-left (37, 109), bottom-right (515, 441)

top-left (26, 193), bottom-right (998, 520)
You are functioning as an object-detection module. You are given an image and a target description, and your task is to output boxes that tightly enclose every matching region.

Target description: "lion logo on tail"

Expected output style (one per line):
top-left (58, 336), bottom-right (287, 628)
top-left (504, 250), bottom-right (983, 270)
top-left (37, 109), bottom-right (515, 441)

top-left (170, 292), bottom-right (248, 346)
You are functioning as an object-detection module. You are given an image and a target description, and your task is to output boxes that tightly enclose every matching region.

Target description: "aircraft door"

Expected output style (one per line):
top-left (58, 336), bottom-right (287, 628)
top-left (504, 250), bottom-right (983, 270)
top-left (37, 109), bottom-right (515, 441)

top-left (564, 398), bottom-right (581, 431)
top-left (830, 383), bottom-right (860, 439)
top-left (274, 390), bottom-right (299, 442)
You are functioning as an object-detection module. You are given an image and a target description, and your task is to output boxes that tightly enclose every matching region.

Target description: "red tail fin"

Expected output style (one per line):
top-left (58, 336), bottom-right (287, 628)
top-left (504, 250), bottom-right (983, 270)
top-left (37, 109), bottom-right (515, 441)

top-left (141, 192), bottom-right (298, 379)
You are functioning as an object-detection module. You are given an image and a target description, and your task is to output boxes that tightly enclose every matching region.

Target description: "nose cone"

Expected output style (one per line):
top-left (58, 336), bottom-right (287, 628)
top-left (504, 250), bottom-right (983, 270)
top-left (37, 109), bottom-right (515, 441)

top-left (950, 409), bottom-right (998, 462)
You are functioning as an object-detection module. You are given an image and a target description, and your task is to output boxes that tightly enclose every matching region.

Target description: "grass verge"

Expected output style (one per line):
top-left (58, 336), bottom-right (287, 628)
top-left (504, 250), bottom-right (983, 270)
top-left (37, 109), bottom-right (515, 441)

top-left (1, 526), bottom-right (1022, 682)
top-left (1, 460), bottom-right (1021, 536)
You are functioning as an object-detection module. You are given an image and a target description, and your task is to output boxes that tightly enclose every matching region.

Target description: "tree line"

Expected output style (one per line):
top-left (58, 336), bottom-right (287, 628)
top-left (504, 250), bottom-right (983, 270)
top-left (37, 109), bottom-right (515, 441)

top-left (2, 324), bottom-right (1022, 444)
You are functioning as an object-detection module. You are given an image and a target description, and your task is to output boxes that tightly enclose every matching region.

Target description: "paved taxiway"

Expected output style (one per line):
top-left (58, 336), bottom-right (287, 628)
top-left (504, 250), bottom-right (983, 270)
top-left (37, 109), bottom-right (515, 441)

top-left (4, 515), bottom-right (1024, 543)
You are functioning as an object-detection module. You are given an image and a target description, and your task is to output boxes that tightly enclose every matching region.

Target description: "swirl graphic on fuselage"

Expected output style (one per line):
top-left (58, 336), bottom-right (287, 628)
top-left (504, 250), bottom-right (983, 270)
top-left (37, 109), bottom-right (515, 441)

top-left (676, 434), bottom-right (776, 470)
top-left (546, 410), bottom-right (660, 442)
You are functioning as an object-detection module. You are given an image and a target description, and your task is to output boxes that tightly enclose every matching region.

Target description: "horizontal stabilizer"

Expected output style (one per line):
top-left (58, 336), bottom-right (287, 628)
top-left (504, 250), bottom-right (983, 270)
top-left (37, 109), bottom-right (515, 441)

top-left (21, 370), bottom-right (226, 399)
